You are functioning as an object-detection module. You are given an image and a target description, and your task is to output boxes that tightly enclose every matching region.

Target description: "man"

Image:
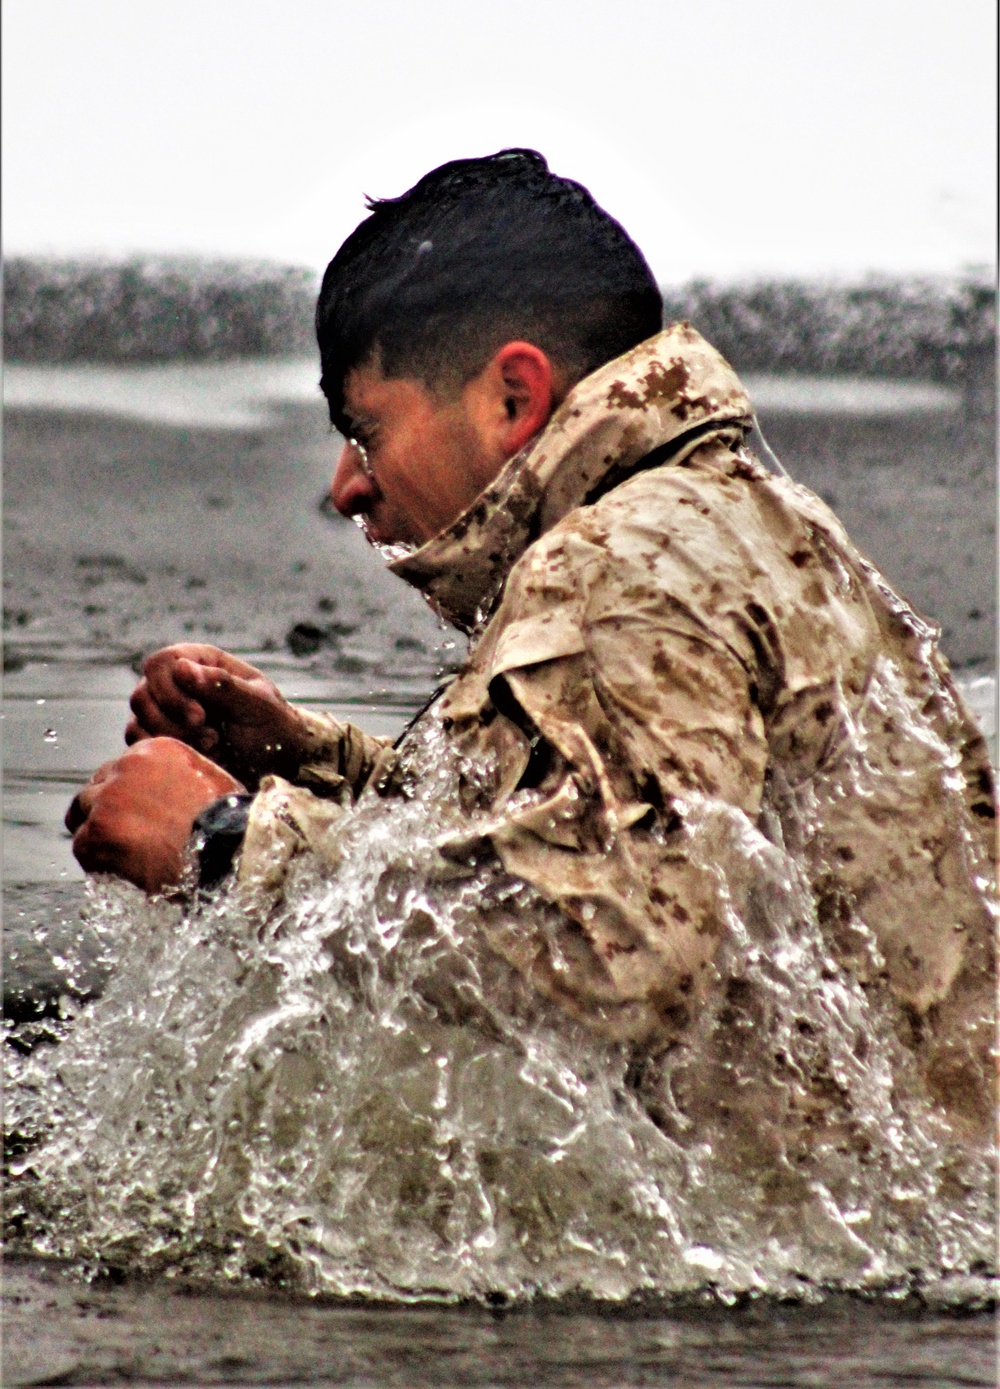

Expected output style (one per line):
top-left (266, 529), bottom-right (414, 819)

top-left (67, 150), bottom-right (996, 1131)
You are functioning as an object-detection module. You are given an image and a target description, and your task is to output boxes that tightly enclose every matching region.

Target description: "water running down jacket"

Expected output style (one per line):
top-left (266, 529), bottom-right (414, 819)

top-left (236, 325), bottom-right (996, 1129)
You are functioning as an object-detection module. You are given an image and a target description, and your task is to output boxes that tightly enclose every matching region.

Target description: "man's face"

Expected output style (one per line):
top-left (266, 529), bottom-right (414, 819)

top-left (329, 343), bottom-right (562, 549)
top-left (330, 367), bottom-right (505, 549)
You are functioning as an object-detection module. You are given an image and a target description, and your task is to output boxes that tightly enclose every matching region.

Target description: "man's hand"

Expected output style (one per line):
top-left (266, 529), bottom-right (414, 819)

top-left (126, 644), bottom-right (310, 788)
top-left (66, 738), bottom-right (244, 895)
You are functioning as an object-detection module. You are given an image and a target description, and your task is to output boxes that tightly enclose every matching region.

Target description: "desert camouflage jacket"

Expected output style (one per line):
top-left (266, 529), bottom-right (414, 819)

top-left (239, 325), bottom-right (996, 1119)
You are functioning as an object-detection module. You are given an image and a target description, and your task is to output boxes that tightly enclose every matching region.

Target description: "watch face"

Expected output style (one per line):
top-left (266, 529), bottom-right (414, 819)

top-left (194, 793), bottom-right (253, 889)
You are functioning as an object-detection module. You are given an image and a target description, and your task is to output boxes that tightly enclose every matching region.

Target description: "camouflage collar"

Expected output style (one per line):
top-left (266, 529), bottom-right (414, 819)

top-left (389, 323), bottom-right (753, 633)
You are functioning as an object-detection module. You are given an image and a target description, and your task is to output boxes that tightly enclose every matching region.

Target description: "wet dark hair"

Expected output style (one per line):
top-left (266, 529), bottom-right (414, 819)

top-left (316, 149), bottom-right (662, 434)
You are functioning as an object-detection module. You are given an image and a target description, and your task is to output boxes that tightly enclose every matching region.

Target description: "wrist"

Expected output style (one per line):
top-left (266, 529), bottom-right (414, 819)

top-left (192, 792), bottom-right (255, 888)
top-left (221, 706), bottom-right (310, 788)
top-left (271, 705), bottom-right (314, 781)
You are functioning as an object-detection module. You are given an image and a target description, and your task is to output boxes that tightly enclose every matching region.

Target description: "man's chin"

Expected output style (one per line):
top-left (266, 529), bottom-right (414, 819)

top-left (362, 520), bottom-right (395, 547)
top-left (354, 513), bottom-right (420, 553)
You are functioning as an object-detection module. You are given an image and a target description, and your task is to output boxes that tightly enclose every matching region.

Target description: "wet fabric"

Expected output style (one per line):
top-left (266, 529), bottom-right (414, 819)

top-left (239, 325), bottom-right (996, 1120)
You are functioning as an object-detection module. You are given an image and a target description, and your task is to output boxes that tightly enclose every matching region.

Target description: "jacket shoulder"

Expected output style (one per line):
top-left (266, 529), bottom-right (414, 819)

top-left (493, 452), bottom-right (883, 702)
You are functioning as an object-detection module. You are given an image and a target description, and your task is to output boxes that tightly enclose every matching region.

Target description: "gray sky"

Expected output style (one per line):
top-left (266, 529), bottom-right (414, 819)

top-left (3, 0), bottom-right (995, 282)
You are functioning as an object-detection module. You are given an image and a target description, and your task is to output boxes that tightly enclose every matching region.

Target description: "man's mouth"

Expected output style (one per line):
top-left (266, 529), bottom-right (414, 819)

top-left (352, 511), bottom-right (383, 543)
top-left (351, 512), bottom-right (414, 562)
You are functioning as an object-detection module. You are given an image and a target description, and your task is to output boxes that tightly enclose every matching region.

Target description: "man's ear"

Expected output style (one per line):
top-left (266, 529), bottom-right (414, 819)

top-left (467, 341), bottom-right (560, 460)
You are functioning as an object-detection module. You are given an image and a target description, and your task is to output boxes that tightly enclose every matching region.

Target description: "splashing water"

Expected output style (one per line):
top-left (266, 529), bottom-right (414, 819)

top-left (351, 510), bottom-right (415, 567)
top-left (5, 684), bottom-right (995, 1304)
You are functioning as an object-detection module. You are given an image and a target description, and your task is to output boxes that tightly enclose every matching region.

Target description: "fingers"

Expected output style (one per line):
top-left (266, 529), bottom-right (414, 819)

top-left (126, 644), bottom-right (293, 783)
top-left (174, 658), bottom-right (291, 742)
top-left (172, 659), bottom-right (255, 717)
top-left (171, 661), bottom-right (253, 756)
top-left (165, 673), bottom-right (222, 754)
top-left (150, 644), bottom-right (265, 686)
top-left (70, 812), bottom-right (182, 892)
top-left (131, 656), bottom-right (208, 738)
top-left (65, 738), bottom-right (244, 894)
top-left (64, 757), bottom-right (119, 831)
top-left (65, 788), bottom-right (92, 833)
top-left (171, 656), bottom-right (229, 700)
top-left (191, 647), bottom-right (267, 682)
top-left (128, 684), bottom-right (187, 741)
top-left (70, 817), bottom-right (128, 879)
top-left (126, 695), bottom-right (219, 755)
top-left (128, 646), bottom-right (268, 746)
top-left (66, 775), bottom-right (118, 871)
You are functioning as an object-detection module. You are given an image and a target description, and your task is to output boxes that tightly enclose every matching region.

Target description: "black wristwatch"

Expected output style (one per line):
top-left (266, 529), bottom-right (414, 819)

top-left (192, 793), bottom-right (255, 889)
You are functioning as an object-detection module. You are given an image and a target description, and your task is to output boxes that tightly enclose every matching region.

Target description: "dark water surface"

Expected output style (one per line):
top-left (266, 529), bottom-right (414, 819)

top-left (4, 1258), bottom-right (996, 1388)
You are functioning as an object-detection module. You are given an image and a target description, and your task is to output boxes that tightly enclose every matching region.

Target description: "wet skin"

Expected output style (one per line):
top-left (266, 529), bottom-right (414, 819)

top-left (66, 738), bottom-right (242, 895)
top-left (66, 343), bottom-right (563, 893)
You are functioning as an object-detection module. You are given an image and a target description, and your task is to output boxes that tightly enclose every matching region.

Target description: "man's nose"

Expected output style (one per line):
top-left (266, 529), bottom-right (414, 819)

top-left (330, 441), bottom-right (378, 518)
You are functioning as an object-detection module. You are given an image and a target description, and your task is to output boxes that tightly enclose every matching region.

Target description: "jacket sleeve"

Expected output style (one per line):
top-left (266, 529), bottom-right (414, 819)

top-left (469, 516), bottom-right (772, 1048)
top-left (292, 707), bottom-right (398, 799)
top-left (236, 710), bottom-right (397, 896)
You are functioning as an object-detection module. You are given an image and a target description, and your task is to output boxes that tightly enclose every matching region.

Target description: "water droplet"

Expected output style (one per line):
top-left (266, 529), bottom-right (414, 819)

top-left (44, 728), bottom-right (58, 743)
